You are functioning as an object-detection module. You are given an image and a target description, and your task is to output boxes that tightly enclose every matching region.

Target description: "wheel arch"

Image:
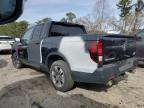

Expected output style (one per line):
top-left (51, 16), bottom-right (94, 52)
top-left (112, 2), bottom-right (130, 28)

top-left (11, 49), bottom-right (17, 54)
top-left (45, 52), bottom-right (71, 71)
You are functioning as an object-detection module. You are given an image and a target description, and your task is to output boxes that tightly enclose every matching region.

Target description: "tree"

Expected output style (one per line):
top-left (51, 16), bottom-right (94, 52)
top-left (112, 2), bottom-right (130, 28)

top-left (132, 0), bottom-right (144, 33)
top-left (117, 0), bottom-right (132, 17)
top-left (135, 0), bottom-right (144, 12)
top-left (76, 15), bottom-right (97, 33)
top-left (94, 0), bottom-right (106, 30)
top-left (60, 18), bottom-right (67, 22)
top-left (92, 0), bottom-right (116, 32)
top-left (0, 21), bottom-right (28, 37)
top-left (60, 12), bottom-right (76, 23)
top-left (76, 0), bottom-right (115, 33)
top-left (36, 17), bottom-right (52, 24)
top-left (117, 0), bottom-right (132, 33)
top-left (66, 12), bottom-right (76, 22)
top-left (116, 0), bottom-right (144, 34)
top-left (76, 15), bottom-right (107, 34)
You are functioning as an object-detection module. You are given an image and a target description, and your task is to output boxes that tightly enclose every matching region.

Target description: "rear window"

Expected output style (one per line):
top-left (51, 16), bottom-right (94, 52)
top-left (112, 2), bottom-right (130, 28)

top-left (50, 23), bottom-right (85, 36)
top-left (0, 37), bottom-right (14, 41)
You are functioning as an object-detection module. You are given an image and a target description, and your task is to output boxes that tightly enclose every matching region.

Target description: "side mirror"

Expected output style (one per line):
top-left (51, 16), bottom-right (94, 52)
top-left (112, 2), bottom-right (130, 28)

top-left (15, 38), bottom-right (20, 42)
top-left (0, 0), bottom-right (23, 25)
top-left (20, 38), bottom-right (27, 44)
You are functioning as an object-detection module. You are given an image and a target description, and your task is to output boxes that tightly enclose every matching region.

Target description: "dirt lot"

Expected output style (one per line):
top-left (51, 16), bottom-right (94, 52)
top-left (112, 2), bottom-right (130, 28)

top-left (0, 54), bottom-right (144, 108)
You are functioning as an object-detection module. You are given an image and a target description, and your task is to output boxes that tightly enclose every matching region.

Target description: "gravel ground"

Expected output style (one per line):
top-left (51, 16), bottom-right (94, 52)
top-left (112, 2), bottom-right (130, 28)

top-left (0, 54), bottom-right (144, 108)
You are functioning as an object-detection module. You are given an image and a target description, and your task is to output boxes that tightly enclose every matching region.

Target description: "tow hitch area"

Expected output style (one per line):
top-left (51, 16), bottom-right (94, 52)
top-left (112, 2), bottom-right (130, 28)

top-left (107, 73), bottom-right (128, 87)
top-left (114, 73), bottom-right (128, 83)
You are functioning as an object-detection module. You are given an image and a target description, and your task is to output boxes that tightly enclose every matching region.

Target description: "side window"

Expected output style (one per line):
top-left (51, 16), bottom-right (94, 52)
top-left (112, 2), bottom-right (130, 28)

top-left (22, 28), bottom-right (34, 44)
top-left (137, 30), bottom-right (144, 38)
top-left (31, 24), bottom-right (44, 40)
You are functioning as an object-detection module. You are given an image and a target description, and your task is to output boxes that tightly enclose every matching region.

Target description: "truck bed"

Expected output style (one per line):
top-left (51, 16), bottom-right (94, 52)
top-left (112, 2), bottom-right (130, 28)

top-left (81, 34), bottom-right (136, 64)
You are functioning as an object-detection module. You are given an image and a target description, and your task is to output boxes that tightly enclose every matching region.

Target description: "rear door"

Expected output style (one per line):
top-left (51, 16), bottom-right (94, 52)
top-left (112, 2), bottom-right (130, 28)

top-left (28, 24), bottom-right (44, 66)
top-left (136, 30), bottom-right (144, 59)
top-left (19, 28), bottom-right (34, 61)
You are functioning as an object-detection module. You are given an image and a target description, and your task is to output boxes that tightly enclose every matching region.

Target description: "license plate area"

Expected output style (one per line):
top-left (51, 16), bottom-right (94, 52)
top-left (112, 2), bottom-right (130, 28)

top-left (118, 59), bottom-right (134, 72)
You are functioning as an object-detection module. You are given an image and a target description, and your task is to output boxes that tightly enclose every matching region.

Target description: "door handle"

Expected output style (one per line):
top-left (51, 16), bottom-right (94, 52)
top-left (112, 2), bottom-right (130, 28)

top-left (35, 42), bottom-right (40, 45)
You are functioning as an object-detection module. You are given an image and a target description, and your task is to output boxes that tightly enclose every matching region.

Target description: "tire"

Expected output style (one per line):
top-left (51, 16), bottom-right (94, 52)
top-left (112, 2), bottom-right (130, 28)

top-left (50, 60), bottom-right (74, 92)
top-left (12, 52), bottom-right (23, 69)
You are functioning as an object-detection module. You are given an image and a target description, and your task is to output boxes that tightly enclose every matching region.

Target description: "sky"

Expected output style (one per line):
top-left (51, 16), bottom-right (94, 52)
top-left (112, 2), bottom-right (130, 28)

top-left (17, 0), bottom-right (118, 24)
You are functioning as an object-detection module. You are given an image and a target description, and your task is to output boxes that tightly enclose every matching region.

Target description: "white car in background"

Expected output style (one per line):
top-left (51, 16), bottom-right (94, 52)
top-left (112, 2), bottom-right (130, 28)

top-left (107, 30), bottom-right (120, 34)
top-left (0, 36), bottom-right (15, 52)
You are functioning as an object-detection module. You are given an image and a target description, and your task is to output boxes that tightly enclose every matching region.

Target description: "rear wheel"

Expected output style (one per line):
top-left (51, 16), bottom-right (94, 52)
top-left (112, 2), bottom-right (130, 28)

top-left (12, 52), bottom-right (23, 69)
top-left (50, 60), bottom-right (74, 92)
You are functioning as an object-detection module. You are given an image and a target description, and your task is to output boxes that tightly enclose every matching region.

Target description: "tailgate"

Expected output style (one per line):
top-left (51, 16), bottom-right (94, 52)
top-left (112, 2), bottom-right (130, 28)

top-left (103, 35), bottom-right (136, 64)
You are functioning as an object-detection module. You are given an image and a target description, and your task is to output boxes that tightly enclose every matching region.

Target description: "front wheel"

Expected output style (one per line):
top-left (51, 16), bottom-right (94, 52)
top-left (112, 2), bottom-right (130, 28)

top-left (12, 52), bottom-right (23, 69)
top-left (50, 60), bottom-right (74, 92)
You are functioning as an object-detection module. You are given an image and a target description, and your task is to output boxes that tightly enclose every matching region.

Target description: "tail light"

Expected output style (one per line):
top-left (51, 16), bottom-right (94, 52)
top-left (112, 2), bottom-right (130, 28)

top-left (88, 40), bottom-right (103, 64)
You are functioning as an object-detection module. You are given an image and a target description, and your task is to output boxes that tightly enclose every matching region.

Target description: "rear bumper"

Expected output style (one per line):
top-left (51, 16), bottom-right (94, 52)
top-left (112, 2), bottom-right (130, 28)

top-left (71, 57), bottom-right (137, 84)
top-left (0, 49), bottom-right (11, 52)
top-left (136, 58), bottom-right (144, 65)
top-left (0, 44), bottom-right (12, 51)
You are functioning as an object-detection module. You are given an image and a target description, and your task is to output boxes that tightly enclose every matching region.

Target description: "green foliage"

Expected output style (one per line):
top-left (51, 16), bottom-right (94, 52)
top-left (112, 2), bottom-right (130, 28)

top-left (0, 21), bottom-right (28, 38)
top-left (66, 12), bottom-right (76, 22)
top-left (60, 12), bottom-right (76, 23)
top-left (60, 18), bottom-right (68, 22)
top-left (117, 0), bottom-right (132, 17)
top-left (36, 18), bottom-right (52, 24)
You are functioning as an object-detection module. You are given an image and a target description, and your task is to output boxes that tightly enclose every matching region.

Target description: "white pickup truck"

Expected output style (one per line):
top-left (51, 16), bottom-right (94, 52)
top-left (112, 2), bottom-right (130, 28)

top-left (0, 36), bottom-right (15, 52)
top-left (12, 21), bottom-right (137, 92)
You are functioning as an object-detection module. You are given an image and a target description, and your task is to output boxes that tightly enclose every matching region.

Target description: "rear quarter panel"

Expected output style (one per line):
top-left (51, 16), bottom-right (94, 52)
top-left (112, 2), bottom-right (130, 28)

top-left (42, 36), bottom-right (98, 73)
top-left (59, 37), bottom-right (98, 73)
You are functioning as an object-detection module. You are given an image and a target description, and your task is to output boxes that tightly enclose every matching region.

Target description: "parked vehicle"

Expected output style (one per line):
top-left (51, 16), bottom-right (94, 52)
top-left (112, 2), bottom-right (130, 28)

top-left (107, 30), bottom-right (120, 34)
top-left (11, 21), bottom-right (137, 92)
top-left (0, 36), bottom-right (15, 52)
top-left (135, 30), bottom-right (144, 65)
